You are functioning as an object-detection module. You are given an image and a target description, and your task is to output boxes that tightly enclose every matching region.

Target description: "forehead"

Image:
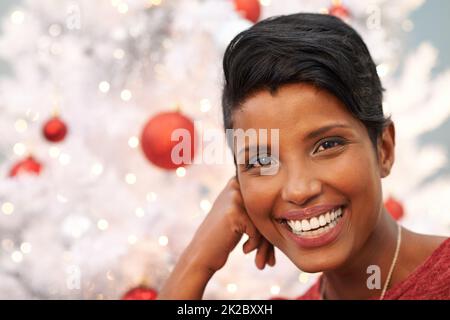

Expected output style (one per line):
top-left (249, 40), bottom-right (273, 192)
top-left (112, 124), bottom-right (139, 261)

top-left (232, 83), bottom-right (361, 132)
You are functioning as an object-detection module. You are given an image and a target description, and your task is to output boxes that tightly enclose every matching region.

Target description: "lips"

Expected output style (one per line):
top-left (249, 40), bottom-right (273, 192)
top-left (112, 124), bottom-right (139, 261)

top-left (277, 204), bottom-right (344, 221)
top-left (276, 204), bottom-right (348, 249)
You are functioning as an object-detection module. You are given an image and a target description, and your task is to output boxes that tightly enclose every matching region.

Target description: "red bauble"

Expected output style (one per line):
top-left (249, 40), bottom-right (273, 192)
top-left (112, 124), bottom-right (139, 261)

top-left (9, 155), bottom-right (42, 177)
top-left (328, 3), bottom-right (350, 20)
top-left (43, 116), bottom-right (68, 143)
top-left (269, 296), bottom-right (288, 300)
top-left (121, 286), bottom-right (158, 300)
top-left (233, 0), bottom-right (261, 23)
top-left (384, 196), bottom-right (404, 221)
top-left (140, 111), bottom-right (197, 170)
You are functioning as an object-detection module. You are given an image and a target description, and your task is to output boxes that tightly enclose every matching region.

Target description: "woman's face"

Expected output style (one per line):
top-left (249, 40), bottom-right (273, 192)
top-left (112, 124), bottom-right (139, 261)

top-left (233, 83), bottom-right (389, 273)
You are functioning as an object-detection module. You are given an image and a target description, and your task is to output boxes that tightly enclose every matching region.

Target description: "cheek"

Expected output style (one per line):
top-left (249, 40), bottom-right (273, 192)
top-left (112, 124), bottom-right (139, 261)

top-left (329, 147), bottom-right (380, 198)
top-left (239, 177), bottom-right (279, 228)
top-left (327, 146), bottom-right (383, 234)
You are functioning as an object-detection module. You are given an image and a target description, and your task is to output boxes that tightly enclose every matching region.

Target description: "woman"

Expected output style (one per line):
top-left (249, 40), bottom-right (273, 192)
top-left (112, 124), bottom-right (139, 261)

top-left (158, 13), bottom-right (449, 300)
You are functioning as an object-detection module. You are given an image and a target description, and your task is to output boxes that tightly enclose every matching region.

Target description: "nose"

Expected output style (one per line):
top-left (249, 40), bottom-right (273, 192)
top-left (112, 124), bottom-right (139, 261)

top-left (281, 167), bottom-right (323, 206)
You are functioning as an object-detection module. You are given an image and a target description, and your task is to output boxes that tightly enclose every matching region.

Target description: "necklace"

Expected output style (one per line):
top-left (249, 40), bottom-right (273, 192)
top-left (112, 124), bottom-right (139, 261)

top-left (320, 224), bottom-right (402, 300)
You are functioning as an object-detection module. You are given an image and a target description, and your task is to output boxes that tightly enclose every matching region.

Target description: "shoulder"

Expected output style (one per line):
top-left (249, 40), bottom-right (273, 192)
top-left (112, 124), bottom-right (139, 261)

top-left (386, 236), bottom-right (450, 299)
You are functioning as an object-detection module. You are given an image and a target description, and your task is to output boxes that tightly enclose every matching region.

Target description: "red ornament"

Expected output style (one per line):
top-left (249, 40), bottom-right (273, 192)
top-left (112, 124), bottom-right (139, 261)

top-left (140, 111), bottom-right (197, 170)
top-left (328, 2), bottom-right (350, 20)
top-left (9, 155), bottom-right (42, 177)
top-left (233, 0), bottom-right (261, 23)
top-left (384, 196), bottom-right (404, 221)
top-left (43, 116), bottom-right (68, 143)
top-left (269, 296), bottom-right (288, 300)
top-left (121, 286), bottom-right (158, 300)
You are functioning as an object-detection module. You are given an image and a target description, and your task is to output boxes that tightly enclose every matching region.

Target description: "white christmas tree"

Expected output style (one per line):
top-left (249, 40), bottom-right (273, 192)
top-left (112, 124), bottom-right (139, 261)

top-left (0, 0), bottom-right (448, 299)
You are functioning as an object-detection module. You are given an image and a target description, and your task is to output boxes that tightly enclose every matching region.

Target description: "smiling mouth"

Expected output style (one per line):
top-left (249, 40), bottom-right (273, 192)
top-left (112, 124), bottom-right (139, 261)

top-left (279, 206), bottom-right (345, 238)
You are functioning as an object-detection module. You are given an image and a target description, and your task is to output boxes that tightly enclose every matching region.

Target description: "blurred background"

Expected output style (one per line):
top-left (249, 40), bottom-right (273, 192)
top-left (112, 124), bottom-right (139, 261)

top-left (0, 0), bottom-right (449, 300)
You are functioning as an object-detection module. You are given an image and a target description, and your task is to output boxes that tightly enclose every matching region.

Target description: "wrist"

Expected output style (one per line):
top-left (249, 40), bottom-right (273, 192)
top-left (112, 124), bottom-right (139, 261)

top-left (179, 244), bottom-right (217, 277)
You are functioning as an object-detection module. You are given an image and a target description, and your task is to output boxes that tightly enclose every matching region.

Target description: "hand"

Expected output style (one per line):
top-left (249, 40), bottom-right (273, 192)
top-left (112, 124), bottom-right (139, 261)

top-left (186, 176), bottom-right (276, 273)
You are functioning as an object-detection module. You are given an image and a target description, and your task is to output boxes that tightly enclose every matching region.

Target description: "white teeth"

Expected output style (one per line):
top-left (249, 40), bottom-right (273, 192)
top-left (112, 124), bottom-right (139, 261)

top-left (301, 219), bottom-right (311, 231)
top-left (319, 215), bottom-right (326, 226)
top-left (285, 206), bottom-right (344, 236)
top-left (287, 220), bottom-right (294, 229)
top-left (310, 217), bottom-right (319, 229)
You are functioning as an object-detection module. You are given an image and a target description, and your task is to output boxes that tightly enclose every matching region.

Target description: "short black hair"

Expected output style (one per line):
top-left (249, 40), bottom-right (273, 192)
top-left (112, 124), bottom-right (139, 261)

top-left (221, 13), bottom-right (391, 149)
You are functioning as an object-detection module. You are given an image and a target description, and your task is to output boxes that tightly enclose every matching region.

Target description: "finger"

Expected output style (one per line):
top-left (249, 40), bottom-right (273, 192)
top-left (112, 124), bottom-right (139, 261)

top-left (243, 236), bottom-right (261, 254)
top-left (237, 208), bottom-right (261, 254)
top-left (267, 244), bottom-right (276, 267)
top-left (242, 219), bottom-right (262, 254)
top-left (255, 239), bottom-right (271, 270)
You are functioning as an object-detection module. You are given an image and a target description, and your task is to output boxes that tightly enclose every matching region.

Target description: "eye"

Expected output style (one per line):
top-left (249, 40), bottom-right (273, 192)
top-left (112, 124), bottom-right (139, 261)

top-left (314, 138), bottom-right (346, 153)
top-left (246, 154), bottom-right (276, 170)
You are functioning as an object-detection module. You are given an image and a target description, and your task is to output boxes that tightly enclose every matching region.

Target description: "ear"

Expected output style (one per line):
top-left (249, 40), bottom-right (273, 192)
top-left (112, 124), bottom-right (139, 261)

top-left (377, 121), bottom-right (396, 178)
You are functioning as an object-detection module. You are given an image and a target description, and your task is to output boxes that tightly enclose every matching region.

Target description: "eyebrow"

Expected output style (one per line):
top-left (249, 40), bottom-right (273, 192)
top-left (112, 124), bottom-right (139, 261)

top-left (236, 123), bottom-right (351, 157)
top-left (305, 123), bottom-right (352, 140)
top-left (237, 144), bottom-right (269, 158)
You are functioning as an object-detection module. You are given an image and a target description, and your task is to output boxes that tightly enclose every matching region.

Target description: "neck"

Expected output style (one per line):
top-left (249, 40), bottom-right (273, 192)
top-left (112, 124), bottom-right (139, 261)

top-left (322, 209), bottom-right (400, 300)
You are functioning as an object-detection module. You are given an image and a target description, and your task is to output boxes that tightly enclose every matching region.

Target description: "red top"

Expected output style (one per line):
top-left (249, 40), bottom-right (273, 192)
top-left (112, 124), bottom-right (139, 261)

top-left (297, 237), bottom-right (450, 300)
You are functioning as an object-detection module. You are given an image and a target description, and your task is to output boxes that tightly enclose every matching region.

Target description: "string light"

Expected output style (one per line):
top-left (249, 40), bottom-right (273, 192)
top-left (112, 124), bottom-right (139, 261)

top-left (113, 48), bottom-right (125, 59)
top-left (376, 63), bottom-right (390, 78)
top-left (91, 162), bottom-right (104, 176)
top-left (176, 167), bottom-right (186, 177)
top-left (227, 283), bottom-right (238, 293)
top-left (135, 207), bottom-right (145, 218)
top-left (59, 153), bottom-right (71, 165)
top-left (120, 89), bottom-right (132, 101)
top-left (13, 142), bottom-right (26, 156)
top-left (402, 19), bottom-right (414, 32)
top-left (200, 199), bottom-right (212, 213)
top-left (20, 242), bottom-right (32, 254)
top-left (128, 136), bottom-right (139, 148)
top-left (270, 285), bottom-right (280, 295)
top-left (125, 173), bottom-right (136, 184)
top-left (298, 272), bottom-right (310, 284)
top-left (49, 146), bottom-right (61, 158)
top-left (10, 11), bottom-right (24, 25)
top-left (158, 235), bottom-right (168, 246)
top-left (150, 0), bottom-right (163, 6)
top-left (11, 251), bottom-right (23, 263)
top-left (56, 194), bottom-right (68, 203)
top-left (1, 202), bottom-right (14, 215)
top-left (48, 24), bottom-right (62, 37)
top-left (146, 192), bottom-right (157, 202)
top-left (14, 119), bottom-right (28, 132)
top-left (117, 3), bottom-right (129, 14)
top-left (98, 81), bottom-right (110, 93)
top-left (97, 219), bottom-right (109, 231)
top-left (200, 99), bottom-right (211, 113)
top-left (127, 234), bottom-right (137, 244)
top-left (63, 215), bottom-right (91, 238)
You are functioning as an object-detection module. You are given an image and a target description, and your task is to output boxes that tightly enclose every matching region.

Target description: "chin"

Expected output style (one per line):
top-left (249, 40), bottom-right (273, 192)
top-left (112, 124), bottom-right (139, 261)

top-left (282, 242), bottom-right (353, 274)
